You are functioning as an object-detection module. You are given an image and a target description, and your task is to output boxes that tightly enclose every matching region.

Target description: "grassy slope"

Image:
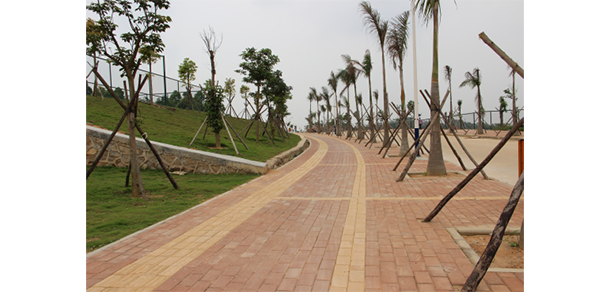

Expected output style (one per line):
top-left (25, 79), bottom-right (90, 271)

top-left (86, 95), bottom-right (300, 162)
top-left (86, 166), bottom-right (258, 252)
top-left (86, 95), bottom-right (300, 252)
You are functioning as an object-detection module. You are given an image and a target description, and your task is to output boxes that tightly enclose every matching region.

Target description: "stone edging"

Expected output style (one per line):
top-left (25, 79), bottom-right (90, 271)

top-left (87, 126), bottom-right (308, 175)
top-left (446, 226), bottom-right (524, 273)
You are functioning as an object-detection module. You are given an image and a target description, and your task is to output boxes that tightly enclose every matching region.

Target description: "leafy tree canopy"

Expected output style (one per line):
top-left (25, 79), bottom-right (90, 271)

top-left (235, 47), bottom-right (280, 88)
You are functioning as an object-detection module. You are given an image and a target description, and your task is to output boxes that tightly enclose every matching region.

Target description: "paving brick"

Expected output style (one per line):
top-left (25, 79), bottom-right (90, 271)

top-left (86, 134), bottom-right (523, 292)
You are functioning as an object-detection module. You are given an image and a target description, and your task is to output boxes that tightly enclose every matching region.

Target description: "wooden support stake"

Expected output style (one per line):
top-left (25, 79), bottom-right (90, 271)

top-left (221, 114), bottom-right (239, 155)
top-left (422, 118), bottom-right (524, 222)
top-left (422, 90), bottom-right (489, 179)
top-left (224, 116), bottom-right (250, 150)
top-left (461, 173), bottom-right (524, 292)
top-left (479, 32), bottom-right (524, 78)
top-left (189, 115), bottom-right (208, 147)
top-left (86, 110), bottom-right (129, 179)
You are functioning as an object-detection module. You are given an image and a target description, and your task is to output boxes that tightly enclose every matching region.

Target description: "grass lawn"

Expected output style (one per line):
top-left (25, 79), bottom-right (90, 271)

top-left (86, 95), bottom-right (300, 162)
top-left (86, 166), bottom-right (259, 252)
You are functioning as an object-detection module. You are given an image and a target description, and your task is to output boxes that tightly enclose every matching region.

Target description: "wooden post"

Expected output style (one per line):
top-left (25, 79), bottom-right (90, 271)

top-left (86, 110), bottom-right (129, 179)
top-left (189, 115), bottom-right (208, 147)
top-left (479, 32), bottom-right (524, 78)
top-left (224, 116), bottom-right (250, 150)
top-left (461, 173), bottom-right (524, 292)
top-left (422, 118), bottom-right (524, 222)
top-left (221, 114), bottom-right (239, 155)
top-left (518, 139), bottom-right (524, 176)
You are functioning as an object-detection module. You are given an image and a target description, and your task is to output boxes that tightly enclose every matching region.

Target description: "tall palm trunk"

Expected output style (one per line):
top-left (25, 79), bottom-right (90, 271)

top-left (354, 84), bottom-right (363, 139)
top-left (368, 76), bottom-right (375, 143)
top-left (477, 86), bottom-right (483, 134)
top-left (382, 51), bottom-right (389, 144)
top-left (399, 62), bottom-right (409, 156)
top-left (426, 2), bottom-right (447, 176)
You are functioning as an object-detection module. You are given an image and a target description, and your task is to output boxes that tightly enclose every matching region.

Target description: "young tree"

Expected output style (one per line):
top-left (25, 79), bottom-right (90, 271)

top-left (387, 10), bottom-right (410, 155)
top-left (459, 67), bottom-right (485, 134)
top-left (178, 57), bottom-right (198, 110)
top-left (359, 1), bottom-right (390, 144)
top-left (457, 99), bottom-right (463, 129)
top-left (235, 47), bottom-right (279, 141)
top-left (203, 80), bottom-right (225, 148)
top-left (87, 0), bottom-right (172, 197)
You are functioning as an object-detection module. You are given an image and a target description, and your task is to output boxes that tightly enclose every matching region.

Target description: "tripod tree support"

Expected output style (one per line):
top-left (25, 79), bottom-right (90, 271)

top-left (422, 117), bottom-right (524, 222)
top-left (461, 172), bottom-right (524, 292)
top-left (395, 89), bottom-right (450, 180)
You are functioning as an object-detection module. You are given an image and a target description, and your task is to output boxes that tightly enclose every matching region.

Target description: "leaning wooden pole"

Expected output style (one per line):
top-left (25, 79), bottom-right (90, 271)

top-left (135, 125), bottom-right (179, 190)
top-left (189, 115), bottom-right (208, 147)
top-left (461, 173), bottom-right (524, 292)
top-left (86, 110), bottom-right (129, 179)
top-left (221, 114), bottom-right (239, 155)
top-left (479, 32), bottom-right (524, 78)
top-left (422, 117), bottom-right (524, 222)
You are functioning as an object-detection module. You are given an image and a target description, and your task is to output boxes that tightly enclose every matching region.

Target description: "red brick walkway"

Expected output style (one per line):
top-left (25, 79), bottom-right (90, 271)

top-left (87, 133), bottom-right (524, 291)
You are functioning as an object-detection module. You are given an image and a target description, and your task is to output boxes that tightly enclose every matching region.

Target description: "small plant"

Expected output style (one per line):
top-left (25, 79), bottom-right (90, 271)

top-left (503, 235), bottom-right (519, 247)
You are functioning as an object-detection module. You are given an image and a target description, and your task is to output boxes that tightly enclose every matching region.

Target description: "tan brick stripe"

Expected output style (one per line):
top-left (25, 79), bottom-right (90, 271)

top-left (330, 138), bottom-right (367, 292)
top-left (88, 137), bottom-right (328, 291)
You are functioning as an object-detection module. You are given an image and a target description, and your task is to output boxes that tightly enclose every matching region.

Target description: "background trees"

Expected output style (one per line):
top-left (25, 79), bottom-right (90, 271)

top-left (235, 47), bottom-right (280, 141)
top-left (459, 67), bottom-right (485, 134)
top-left (387, 10), bottom-right (410, 155)
top-left (178, 57), bottom-right (198, 110)
top-left (359, 1), bottom-right (389, 144)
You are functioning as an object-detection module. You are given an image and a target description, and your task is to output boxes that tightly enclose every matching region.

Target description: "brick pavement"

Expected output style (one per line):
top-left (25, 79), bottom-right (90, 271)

top-left (87, 133), bottom-right (524, 291)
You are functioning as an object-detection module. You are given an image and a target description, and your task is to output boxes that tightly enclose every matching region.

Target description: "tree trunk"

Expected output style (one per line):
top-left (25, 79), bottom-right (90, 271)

top-left (382, 50), bottom-right (389, 145)
top-left (215, 132), bottom-right (221, 148)
top-left (399, 64), bottom-right (409, 156)
top-left (477, 87), bottom-right (484, 135)
top-left (426, 2), bottom-right (447, 176)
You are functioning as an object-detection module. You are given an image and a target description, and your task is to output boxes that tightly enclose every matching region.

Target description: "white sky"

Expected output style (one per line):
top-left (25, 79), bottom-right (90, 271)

top-left (3, 0), bottom-right (610, 291)
top-left (85, 0), bottom-right (524, 130)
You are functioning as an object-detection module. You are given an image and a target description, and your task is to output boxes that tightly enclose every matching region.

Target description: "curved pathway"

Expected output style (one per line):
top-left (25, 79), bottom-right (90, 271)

top-left (87, 133), bottom-right (524, 291)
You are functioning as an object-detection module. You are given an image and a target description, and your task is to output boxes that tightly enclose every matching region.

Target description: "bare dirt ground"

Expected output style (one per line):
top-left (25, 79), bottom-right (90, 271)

top-left (464, 234), bottom-right (524, 269)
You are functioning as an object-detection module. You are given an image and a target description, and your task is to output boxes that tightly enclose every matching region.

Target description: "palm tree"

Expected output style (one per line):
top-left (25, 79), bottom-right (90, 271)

top-left (361, 50), bottom-right (375, 142)
top-left (457, 99), bottom-right (463, 129)
top-left (444, 65), bottom-right (453, 128)
top-left (309, 87), bottom-right (320, 132)
top-left (328, 71), bottom-right (341, 136)
top-left (341, 54), bottom-right (363, 139)
top-left (413, 0), bottom-right (453, 176)
top-left (387, 10), bottom-right (410, 155)
top-left (306, 90), bottom-right (315, 131)
top-left (497, 95), bottom-right (508, 129)
top-left (359, 1), bottom-right (390, 144)
top-left (338, 68), bottom-right (353, 137)
top-left (321, 86), bottom-right (332, 134)
top-left (459, 67), bottom-right (484, 134)
top-left (507, 66), bottom-right (519, 127)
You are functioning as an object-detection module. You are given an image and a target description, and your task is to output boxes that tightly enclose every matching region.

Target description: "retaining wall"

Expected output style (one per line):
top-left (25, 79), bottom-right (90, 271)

top-left (86, 125), bottom-right (308, 175)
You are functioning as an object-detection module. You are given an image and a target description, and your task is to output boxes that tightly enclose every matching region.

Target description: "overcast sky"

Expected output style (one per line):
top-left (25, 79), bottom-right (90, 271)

top-left (86, 0), bottom-right (524, 130)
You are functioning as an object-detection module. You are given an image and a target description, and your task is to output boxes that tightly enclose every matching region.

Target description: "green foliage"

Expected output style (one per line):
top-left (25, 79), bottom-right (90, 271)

top-left (203, 81), bottom-right (225, 134)
top-left (235, 47), bottom-right (280, 93)
top-left (86, 166), bottom-right (258, 251)
top-left (178, 57), bottom-right (197, 90)
top-left (86, 0), bottom-right (172, 79)
top-left (87, 95), bottom-right (299, 162)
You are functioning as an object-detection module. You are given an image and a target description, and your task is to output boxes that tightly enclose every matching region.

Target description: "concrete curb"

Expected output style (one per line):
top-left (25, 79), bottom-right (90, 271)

top-left (446, 227), bottom-right (523, 273)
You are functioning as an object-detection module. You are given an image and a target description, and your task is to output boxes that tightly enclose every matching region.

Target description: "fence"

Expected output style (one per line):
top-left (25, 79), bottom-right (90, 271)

top-left (419, 108), bottom-right (524, 130)
top-left (86, 55), bottom-right (203, 105)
